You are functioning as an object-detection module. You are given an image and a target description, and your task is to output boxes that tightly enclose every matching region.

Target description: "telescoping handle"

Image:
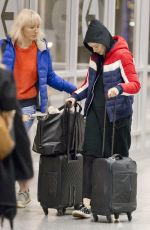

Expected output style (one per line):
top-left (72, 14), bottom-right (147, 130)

top-left (64, 102), bottom-right (82, 162)
top-left (102, 97), bottom-right (117, 157)
top-left (111, 154), bottom-right (123, 160)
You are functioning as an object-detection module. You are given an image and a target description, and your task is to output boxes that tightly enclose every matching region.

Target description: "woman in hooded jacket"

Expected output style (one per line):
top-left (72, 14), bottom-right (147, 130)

top-left (66, 19), bottom-right (141, 218)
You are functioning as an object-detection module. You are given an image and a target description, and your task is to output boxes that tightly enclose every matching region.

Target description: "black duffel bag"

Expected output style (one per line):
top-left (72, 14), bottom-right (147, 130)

top-left (32, 103), bottom-right (85, 156)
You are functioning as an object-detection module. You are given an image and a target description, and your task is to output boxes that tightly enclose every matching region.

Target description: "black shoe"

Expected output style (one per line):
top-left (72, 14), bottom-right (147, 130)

top-left (72, 205), bottom-right (91, 218)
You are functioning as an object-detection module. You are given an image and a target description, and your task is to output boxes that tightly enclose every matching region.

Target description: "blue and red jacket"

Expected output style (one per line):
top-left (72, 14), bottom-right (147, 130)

top-left (72, 36), bottom-right (141, 122)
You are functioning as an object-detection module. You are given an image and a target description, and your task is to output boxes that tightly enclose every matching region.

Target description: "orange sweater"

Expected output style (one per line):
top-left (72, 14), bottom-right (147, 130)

top-left (14, 42), bottom-right (38, 100)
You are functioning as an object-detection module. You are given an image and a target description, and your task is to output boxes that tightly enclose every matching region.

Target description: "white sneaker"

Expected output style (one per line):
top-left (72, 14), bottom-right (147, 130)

top-left (72, 205), bottom-right (91, 218)
top-left (17, 190), bottom-right (31, 208)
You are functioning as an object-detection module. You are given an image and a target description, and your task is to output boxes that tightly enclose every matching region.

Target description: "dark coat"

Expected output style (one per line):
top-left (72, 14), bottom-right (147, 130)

top-left (72, 19), bottom-right (140, 158)
top-left (72, 20), bottom-right (140, 121)
top-left (82, 57), bottom-right (132, 158)
top-left (0, 68), bottom-right (33, 228)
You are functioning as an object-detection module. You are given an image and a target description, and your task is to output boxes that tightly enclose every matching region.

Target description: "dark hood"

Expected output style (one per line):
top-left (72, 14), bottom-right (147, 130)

top-left (83, 19), bottom-right (114, 53)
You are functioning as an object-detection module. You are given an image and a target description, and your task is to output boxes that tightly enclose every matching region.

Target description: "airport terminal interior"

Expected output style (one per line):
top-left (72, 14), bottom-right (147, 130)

top-left (2, 111), bottom-right (150, 230)
top-left (0, 0), bottom-right (150, 229)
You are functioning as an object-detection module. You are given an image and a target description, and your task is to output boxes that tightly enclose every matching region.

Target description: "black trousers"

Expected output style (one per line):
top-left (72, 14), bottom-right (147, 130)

top-left (83, 105), bottom-right (132, 158)
top-left (82, 155), bottom-right (96, 199)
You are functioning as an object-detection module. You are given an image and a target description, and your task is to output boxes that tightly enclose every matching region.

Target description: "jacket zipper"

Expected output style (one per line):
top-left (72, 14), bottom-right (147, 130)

top-left (85, 70), bottom-right (103, 116)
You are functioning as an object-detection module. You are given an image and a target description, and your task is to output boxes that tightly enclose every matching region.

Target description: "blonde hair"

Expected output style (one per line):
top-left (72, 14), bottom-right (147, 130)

top-left (9, 9), bottom-right (45, 43)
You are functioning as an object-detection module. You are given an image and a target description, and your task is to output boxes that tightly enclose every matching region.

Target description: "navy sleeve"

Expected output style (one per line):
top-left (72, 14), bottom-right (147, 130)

top-left (115, 85), bottom-right (123, 94)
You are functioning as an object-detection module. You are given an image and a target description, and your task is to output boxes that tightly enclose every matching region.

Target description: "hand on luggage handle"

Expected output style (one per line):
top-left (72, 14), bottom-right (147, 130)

top-left (65, 97), bottom-right (76, 107)
top-left (107, 87), bottom-right (119, 98)
top-left (59, 101), bottom-right (82, 113)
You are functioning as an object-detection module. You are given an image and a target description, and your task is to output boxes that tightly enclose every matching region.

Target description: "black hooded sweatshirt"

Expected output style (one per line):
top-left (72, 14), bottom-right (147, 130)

top-left (83, 20), bottom-right (115, 108)
top-left (83, 19), bottom-right (115, 53)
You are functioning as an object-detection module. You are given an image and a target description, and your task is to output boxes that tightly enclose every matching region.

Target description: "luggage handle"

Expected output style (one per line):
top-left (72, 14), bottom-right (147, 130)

top-left (30, 102), bottom-right (82, 118)
top-left (102, 96), bottom-right (117, 157)
top-left (111, 154), bottom-right (123, 160)
top-left (59, 102), bottom-right (82, 113)
top-left (64, 102), bottom-right (80, 161)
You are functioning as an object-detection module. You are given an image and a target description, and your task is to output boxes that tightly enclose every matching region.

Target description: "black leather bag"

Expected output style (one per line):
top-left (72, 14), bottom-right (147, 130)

top-left (32, 103), bottom-right (85, 156)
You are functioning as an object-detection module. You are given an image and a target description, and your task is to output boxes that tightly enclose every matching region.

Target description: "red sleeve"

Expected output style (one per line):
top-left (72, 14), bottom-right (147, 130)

top-left (119, 52), bottom-right (141, 94)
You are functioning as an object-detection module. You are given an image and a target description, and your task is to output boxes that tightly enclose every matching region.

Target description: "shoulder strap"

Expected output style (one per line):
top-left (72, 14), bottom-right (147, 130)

top-left (0, 39), bottom-right (7, 54)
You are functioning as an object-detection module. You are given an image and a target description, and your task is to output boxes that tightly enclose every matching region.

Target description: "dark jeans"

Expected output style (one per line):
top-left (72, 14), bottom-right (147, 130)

top-left (82, 155), bottom-right (96, 199)
top-left (83, 104), bottom-right (131, 158)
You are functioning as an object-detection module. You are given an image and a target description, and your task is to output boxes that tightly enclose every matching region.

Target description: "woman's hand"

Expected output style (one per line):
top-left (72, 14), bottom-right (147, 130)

top-left (107, 87), bottom-right (119, 98)
top-left (65, 97), bottom-right (76, 107)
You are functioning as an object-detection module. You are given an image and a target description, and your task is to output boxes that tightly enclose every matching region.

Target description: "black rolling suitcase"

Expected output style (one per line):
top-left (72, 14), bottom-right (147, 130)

top-left (91, 155), bottom-right (137, 222)
top-left (38, 154), bottom-right (83, 215)
top-left (37, 103), bottom-right (83, 216)
top-left (91, 99), bottom-right (137, 223)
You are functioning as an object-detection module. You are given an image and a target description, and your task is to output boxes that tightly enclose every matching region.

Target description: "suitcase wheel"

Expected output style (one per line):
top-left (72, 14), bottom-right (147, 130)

top-left (127, 212), bottom-right (132, 221)
top-left (106, 214), bottom-right (112, 223)
top-left (114, 213), bottom-right (119, 221)
top-left (57, 208), bottom-right (66, 216)
top-left (93, 213), bottom-right (98, 222)
top-left (42, 206), bottom-right (48, 216)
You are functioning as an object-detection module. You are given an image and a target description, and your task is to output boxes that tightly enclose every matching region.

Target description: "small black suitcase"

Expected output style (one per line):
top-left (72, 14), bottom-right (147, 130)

top-left (91, 155), bottom-right (137, 222)
top-left (38, 154), bottom-right (83, 215)
top-left (91, 98), bottom-right (137, 223)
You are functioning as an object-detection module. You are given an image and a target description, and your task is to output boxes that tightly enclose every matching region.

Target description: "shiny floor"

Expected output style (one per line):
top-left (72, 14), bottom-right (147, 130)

top-left (2, 122), bottom-right (150, 230)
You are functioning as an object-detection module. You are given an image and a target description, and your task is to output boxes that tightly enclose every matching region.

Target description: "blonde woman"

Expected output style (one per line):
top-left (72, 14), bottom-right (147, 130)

top-left (1, 9), bottom-right (76, 208)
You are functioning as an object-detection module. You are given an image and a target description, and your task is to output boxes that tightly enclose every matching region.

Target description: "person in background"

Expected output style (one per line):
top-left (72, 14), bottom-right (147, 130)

top-left (0, 61), bottom-right (33, 228)
top-left (1, 8), bottom-right (76, 208)
top-left (66, 19), bottom-right (141, 218)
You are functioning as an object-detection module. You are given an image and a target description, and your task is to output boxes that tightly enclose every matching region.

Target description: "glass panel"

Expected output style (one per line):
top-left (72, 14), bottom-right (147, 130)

top-left (132, 73), bottom-right (142, 132)
top-left (0, 0), bottom-right (25, 38)
top-left (38, 0), bottom-right (68, 70)
top-left (149, 6), bottom-right (150, 64)
top-left (115, 0), bottom-right (135, 52)
top-left (77, 0), bottom-right (105, 69)
top-left (146, 73), bottom-right (150, 130)
top-left (48, 76), bottom-right (75, 107)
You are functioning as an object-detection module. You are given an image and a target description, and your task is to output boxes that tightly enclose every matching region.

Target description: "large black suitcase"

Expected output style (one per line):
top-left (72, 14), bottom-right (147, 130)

top-left (37, 103), bottom-right (83, 215)
top-left (91, 98), bottom-right (137, 223)
top-left (91, 155), bottom-right (137, 222)
top-left (38, 154), bottom-right (83, 215)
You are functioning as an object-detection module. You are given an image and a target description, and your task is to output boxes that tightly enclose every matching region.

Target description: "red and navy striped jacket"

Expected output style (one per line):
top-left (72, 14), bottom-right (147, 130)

top-left (72, 36), bottom-right (141, 122)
